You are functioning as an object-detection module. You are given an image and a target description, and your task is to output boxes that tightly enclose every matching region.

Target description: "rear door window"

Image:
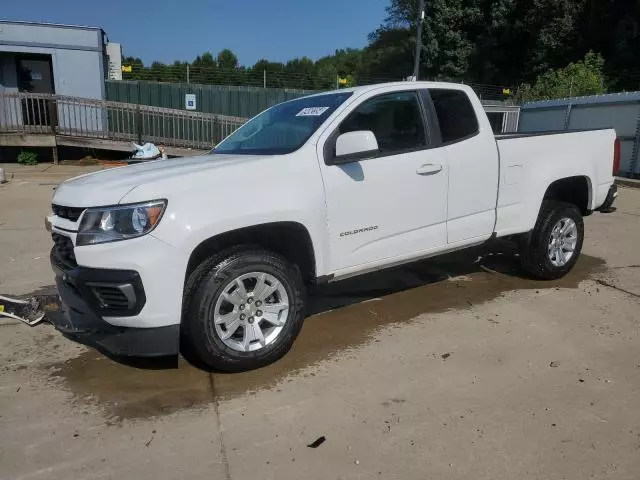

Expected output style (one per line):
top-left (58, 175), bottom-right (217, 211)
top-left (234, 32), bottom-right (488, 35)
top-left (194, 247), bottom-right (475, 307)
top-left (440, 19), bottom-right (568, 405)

top-left (429, 89), bottom-right (479, 144)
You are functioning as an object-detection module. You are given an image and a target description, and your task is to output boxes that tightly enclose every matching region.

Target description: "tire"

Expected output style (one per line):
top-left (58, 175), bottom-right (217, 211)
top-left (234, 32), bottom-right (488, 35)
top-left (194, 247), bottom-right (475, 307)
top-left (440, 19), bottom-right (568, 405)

top-left (519, 201), bottom-right (584, 280)
top-left (182, 246), bottom-right (306, 372)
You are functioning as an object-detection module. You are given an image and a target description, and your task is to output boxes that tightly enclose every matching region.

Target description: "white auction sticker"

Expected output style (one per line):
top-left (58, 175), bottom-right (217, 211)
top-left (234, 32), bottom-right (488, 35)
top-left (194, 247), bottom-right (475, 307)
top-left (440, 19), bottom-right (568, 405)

top-left (296, 107), bottom-right (330, 117)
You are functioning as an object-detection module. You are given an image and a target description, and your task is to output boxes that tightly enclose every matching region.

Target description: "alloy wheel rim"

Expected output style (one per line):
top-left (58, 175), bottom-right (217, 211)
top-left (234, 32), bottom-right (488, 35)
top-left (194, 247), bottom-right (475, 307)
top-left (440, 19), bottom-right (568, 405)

top-left (547, 217), bottom-right (578, 267)
top-left (212, 272), bottom-right (289, 352)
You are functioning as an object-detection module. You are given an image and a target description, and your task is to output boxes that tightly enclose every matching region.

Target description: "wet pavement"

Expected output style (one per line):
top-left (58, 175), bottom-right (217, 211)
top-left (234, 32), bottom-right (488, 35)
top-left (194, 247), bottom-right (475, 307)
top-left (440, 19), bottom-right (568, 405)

top-left (45, 242), bottom-right (606, 421)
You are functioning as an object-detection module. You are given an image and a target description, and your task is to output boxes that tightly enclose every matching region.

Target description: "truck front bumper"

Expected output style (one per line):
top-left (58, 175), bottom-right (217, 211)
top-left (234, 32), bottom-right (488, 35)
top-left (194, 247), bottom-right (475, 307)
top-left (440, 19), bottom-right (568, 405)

top-left (49, 251), bottom-right (180, 357)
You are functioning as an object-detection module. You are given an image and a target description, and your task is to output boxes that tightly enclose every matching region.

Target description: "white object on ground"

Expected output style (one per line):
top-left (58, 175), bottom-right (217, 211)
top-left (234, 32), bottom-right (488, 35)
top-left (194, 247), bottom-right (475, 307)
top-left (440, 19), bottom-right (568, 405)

top-left (0, 310), bottom-right (45, 326)
top-left (0, 295), bottom-right (45, 326)
top-left (132, 142), bottom-right (161, 160)
top-left (0, 295), bottom-right (29, 304)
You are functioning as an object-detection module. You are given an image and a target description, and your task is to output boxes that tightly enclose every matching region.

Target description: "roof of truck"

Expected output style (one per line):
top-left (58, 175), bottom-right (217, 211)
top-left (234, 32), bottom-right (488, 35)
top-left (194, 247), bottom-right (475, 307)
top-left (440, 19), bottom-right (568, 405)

top-left (305, 81), bottom-right (472, 98)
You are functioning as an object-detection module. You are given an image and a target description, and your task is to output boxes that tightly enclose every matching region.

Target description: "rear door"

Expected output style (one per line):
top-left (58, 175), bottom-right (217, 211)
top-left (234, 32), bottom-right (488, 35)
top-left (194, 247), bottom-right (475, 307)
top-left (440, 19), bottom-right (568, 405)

top-left (317, 89), bottom-right (449, 273)
top-left (427, 88), bottom-right (500, 244)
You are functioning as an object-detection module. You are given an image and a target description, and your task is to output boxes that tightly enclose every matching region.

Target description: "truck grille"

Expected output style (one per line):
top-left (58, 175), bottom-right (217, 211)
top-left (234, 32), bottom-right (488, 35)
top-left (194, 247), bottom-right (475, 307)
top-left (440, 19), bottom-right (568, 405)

top-left (51, 233), bottom-right (77, 268)
top-left (52, 204), bottom-right (85, 222)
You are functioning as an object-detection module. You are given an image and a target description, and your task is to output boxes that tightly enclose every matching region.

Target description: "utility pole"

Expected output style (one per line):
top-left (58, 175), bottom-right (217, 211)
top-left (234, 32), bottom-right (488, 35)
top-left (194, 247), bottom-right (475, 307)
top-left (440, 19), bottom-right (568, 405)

top-left (412, 0), bottom-right (426, 80)
top-left (187, 64), bottom-right (190, 84)
top-left (569, 76), bottom-right (574, 97)
top-left (263, 69), bottom-right (266, 88)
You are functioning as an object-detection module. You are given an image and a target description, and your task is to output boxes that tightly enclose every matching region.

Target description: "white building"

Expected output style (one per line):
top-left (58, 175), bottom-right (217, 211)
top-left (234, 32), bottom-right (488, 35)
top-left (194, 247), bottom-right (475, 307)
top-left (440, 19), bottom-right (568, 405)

top-left (106, 42), bottom-right (122, 80)
top-left (0, 20), bottom-right (108, 99)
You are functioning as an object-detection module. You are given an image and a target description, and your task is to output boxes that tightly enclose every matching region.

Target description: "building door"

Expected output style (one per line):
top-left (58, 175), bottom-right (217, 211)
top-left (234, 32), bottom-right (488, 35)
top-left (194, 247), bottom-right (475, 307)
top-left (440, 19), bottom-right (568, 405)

top-left (16, 55), bottom-right (55, 127)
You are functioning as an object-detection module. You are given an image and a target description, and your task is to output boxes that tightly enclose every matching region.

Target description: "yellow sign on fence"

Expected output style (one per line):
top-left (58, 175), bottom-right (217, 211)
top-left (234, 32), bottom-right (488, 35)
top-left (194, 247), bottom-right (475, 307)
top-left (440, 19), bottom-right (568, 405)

top-left (121, 65), bottom-right (133, 73)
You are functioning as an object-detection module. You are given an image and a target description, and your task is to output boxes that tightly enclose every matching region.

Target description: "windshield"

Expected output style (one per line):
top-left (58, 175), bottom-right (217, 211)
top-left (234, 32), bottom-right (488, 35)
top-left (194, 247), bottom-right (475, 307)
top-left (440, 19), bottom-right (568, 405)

top-left (213, 92), bottom-right (353, 155)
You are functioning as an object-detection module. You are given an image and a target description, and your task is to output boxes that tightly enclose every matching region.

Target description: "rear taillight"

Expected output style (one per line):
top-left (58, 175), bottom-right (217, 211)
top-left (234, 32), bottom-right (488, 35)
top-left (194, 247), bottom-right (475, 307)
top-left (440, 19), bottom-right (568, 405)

top-left (613, 138), bottom-right (621, 176)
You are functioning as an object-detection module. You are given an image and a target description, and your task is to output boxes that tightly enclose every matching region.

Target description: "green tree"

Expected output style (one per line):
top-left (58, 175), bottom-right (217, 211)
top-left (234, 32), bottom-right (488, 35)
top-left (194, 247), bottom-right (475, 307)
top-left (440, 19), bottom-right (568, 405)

top-left (197, 52), bottom-right (216, 66)
top-left (362, 28), bottom-right (413, 81)
top-left (369, 0), bottom-right (599, 87)
top-left (122, 56), bottom-right (144, 80)
top-left (574, 0), bottom-right (640, 90)
top-left (313, 49), bottom-right (365, 88)
top-left (516, 52), bottom-right (606, 102)
top-left (284, 57), bottom-right (317, 89)
top-left (169, 60), bottom-right (189, 83)
top-left (217, 49), bottom-right (239, 69)
top-left (251, 59), bottom-right (286, 87)
top-left (114, 0), bottom-right (640, 97)
top-left (148, 61), bottom-right (169, 82)
top-left (373, 0), bottom-right (481, 80)
top-left (215, 49), bottom-right (240, 84)
top-left (313, 57), bottom-right (339, 89)
top-left (190, 52), bottom-right (216, 83)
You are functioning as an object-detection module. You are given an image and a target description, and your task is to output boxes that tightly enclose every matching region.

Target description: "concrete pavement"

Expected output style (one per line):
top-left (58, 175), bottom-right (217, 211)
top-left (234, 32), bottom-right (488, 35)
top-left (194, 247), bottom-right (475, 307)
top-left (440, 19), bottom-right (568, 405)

top-left (0, 167), bottom-right (638, 480)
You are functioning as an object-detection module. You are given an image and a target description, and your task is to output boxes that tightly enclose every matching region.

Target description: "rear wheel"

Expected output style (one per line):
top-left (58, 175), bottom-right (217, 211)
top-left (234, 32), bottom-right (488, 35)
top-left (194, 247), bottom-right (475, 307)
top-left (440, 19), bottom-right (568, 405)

top-left (183, 247), bottom-right (306, 372)
top-left (519, 201), bottom-right (584, 280)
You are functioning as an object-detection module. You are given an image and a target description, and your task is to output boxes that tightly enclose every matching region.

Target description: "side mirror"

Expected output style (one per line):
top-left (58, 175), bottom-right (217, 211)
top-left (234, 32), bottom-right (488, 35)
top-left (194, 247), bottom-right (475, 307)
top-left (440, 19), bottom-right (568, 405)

top-left (333, 130), bottom-right (379, 164)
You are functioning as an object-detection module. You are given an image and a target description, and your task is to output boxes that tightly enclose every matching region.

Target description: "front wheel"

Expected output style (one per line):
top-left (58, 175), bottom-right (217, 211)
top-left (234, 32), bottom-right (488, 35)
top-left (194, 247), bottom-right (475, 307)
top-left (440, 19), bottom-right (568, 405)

top-left (519, 201), bottom-right (584, 280)
top-left (182, 247), bottom-right (306, 372)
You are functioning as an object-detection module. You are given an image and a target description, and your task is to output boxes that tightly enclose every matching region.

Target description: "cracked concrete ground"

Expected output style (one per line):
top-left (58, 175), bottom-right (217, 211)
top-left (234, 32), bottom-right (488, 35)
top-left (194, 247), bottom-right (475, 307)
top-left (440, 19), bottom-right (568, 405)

top-left (0, 165), bottom-right (639, 480)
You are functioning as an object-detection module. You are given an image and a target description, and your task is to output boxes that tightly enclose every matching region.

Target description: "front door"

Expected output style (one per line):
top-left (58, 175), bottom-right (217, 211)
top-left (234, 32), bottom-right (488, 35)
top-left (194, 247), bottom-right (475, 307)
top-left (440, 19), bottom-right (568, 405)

top-left (318, 90), bottom-right (449, 274)
top-left (16, 55), bottom-right (55, 127)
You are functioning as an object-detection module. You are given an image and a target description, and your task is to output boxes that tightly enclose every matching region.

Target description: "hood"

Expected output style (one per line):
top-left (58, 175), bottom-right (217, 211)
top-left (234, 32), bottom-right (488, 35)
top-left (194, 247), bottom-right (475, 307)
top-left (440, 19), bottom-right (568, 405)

top-left (52, 154), bottom-right (268, 207)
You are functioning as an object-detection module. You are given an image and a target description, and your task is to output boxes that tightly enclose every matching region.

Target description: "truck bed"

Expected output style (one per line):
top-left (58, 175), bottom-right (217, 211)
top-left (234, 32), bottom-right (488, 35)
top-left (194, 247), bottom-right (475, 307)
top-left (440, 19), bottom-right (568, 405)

top-left (495, 127), bottom-right (613, 141)
top-left (493, 128), bottom-right (616, 238)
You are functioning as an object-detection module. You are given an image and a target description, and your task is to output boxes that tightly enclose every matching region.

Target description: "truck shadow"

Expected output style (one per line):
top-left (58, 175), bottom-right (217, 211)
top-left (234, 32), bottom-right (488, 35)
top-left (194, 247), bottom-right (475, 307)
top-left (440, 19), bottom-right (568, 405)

top-left (307, 239), bottom-right (529, 316)
top-left (107, 240), bottom-right (532, 372)
top-left (44, 240), bottom-right (606, 420)
top-left (185, 239), bottom-right (603, 374)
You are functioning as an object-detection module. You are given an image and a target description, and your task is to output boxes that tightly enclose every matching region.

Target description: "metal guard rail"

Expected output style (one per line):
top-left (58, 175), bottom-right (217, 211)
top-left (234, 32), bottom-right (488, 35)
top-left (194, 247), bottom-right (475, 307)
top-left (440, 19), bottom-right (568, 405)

top-left (0, 92), bottom-right (246, 149)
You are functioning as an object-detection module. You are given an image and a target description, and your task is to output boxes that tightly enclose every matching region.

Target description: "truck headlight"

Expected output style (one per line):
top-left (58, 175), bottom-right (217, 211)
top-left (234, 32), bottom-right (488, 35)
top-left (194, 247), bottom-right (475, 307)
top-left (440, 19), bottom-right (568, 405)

top-left (77, 200), bottom-right (167, 246)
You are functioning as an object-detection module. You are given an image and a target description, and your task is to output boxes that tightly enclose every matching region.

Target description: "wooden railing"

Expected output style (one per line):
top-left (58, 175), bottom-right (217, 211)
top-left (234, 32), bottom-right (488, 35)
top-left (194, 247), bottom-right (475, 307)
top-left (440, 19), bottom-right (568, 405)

top-left (0, 92), bottom-right (246, 149)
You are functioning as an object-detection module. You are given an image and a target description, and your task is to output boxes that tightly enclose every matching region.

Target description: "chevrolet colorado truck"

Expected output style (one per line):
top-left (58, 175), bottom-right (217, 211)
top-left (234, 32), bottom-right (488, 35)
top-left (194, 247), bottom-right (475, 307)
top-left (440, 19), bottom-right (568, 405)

top-left (48, 82), bottom-right (619, 371)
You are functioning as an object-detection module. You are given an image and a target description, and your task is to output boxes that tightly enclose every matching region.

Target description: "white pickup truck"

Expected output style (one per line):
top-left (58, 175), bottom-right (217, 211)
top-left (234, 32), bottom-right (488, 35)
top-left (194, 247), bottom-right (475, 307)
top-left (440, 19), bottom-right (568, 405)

top-left (48, 81), bottom-right (619, 371)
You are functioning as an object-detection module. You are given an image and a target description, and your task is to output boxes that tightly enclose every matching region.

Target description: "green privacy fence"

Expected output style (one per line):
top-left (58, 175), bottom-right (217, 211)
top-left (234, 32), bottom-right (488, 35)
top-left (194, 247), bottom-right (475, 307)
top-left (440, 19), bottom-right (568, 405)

top-left (105, 80), bottom-right (315, 119)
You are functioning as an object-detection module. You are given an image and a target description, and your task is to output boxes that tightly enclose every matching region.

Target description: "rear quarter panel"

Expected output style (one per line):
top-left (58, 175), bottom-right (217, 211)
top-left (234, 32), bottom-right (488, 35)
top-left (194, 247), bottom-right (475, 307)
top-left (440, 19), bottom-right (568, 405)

top-left (494, 129), bottom-right (616, 236)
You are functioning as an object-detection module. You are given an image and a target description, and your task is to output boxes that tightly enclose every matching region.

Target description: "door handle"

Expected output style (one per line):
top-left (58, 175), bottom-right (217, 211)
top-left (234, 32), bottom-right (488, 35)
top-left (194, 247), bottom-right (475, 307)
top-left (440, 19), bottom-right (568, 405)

top-left (416, 163), bottom-right (443, 175)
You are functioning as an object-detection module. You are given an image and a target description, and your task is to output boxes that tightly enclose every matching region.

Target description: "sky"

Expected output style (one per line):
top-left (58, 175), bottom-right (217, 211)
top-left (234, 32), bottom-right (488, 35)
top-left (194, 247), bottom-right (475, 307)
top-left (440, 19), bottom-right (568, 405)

top-left (2, 0), bottom-right (389, 66)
